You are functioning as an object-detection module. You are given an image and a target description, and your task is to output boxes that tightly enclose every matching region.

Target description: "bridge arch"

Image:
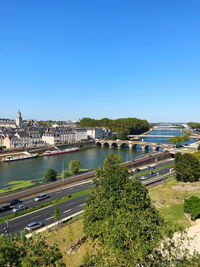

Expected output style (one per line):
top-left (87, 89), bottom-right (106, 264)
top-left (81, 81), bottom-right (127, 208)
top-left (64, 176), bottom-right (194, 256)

top-left (120, 142), bottom-right (129, 149)
top-left (96, 142), bottom-right (102, 147)
top-left (111, 142), bottom-right (118, 148)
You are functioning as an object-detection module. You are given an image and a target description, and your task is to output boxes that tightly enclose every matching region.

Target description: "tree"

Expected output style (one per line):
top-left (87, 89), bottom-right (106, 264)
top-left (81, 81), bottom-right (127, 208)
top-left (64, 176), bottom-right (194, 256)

top-left (198, 144), bottom-right (200, 151)
top-left (44, 168), bottom-right (57, 182)
top-left (110, 134), bottom-right (117, 140)
top-left (83, 159), bottom-right (200, 266)
top-left (38, 129), bottom-right (45, 137)
top-left (175, 152), bottom-right (200, 182)
top-left (0, 232), bottom-right (65, 266)
top-left (69, 160), bottom-right (81, 175)
top-left (169, 134), bottom-right (190, 145)
top-left (53, 207), bottom-right (61, 225)
top-left (103, 153), bottom-right (122, 169)
top-left (62, 169), bottom-right (71, 178)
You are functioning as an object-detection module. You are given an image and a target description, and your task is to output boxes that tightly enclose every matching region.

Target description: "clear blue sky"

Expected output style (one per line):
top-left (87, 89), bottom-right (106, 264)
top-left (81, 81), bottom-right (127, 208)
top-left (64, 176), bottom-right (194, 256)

top-left (0, 0), bottom-right (199, 122)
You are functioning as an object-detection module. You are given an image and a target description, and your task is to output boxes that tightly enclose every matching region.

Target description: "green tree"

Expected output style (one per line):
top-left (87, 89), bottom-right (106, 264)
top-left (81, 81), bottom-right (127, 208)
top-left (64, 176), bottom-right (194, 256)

top-left (0, 232), bottom-right (65, 266)
top-left (38, 129), bottom-right (45, 137)
top-left (198, 144), bottom-right (200, 151)
top-left (103, 153), bottom-right (122, 169)
top-left (83, 159), bottom-right (200, 266)
top-left (169, 134), bottom-right (190, 145)
top-left (53, 207), bottom-right (61, 225)
top-left (110, 134), bottom-right (117, 140)
top-left (44, 168), bottom-right (57, 182)
top-left (175, 152), bottom-right (200, 182)
top-left (62, 169), bottom-right (71, 178)
top-left (69, 160), bottom-right (81, 175)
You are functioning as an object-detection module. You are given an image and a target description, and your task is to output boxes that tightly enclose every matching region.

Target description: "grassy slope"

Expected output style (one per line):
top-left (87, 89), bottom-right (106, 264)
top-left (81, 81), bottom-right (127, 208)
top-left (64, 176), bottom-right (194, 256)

top-left (148, 178), bottom-right (200, 230)
top-left (37, 178), bottom-right (200, 266)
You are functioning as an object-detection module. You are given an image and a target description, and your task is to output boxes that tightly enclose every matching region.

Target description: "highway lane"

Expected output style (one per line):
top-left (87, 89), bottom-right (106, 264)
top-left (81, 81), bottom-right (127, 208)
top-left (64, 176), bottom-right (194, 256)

top-left (0, 181), bottom-right (93, 218)
top-left (0, 160), bottom-right (174, 218)
top-left (0, 160), bottom-right (174, 234)
top-left (0, 194), bottom-right (89, 234)
top-left (138, 166), bottom-right (172, 181)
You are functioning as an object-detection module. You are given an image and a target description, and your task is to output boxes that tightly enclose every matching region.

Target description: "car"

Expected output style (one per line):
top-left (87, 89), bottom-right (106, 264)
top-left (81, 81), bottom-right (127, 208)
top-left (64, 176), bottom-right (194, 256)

top-left (149, 171), bottom-right (154, 175)
top-left (12, 204), bottom-right (27, 213)
top-left (176, 144), bottom-right (183, 148)
top-left (148, 166), bottom-right (155, 170)
top-left (34, 193), bottom-right (49, 202)
top-left (8, 199), bottom-right (22, 208)
top-left (0, 204), bottom-right (10, 212)
top-left (140, 176), bottom-right (146, 180)
top-left (24, 222), bottom-right (44, 231)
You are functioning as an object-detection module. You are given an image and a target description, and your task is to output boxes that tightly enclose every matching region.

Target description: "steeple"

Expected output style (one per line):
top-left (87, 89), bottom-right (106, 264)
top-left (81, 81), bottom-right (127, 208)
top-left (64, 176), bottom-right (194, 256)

top-left (16, 109), bottom-right (23, 128)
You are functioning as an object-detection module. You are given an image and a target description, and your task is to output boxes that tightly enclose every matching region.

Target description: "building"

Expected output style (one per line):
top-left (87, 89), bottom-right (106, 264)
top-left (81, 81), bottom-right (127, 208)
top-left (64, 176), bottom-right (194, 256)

top-left (16, 109), bottom-right (23, 128)
top-left (87, 127), bottom-right (110, 140)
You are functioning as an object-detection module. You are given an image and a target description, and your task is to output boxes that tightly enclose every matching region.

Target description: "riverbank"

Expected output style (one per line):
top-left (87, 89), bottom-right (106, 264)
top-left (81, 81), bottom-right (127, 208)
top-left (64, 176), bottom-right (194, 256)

top-left (0, 151), bottom-right (173, 204)
top-left (0, 140), bottom-right (95, 159)
top-left (130, 128), bottom-right (153, 140)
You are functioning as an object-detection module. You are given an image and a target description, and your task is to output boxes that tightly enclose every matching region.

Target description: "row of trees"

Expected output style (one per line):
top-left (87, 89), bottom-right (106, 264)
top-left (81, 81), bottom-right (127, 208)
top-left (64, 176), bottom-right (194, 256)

top-left (188, 122), bottom-right (200, 129)
top-left (79, 117), bottom-right (149, 136)
top-left (44, 160), bottom-right (82, 182)
top-left (168, 133), bottom-right (190, 144)
top-left (82, 153), bottom-right (200, 265)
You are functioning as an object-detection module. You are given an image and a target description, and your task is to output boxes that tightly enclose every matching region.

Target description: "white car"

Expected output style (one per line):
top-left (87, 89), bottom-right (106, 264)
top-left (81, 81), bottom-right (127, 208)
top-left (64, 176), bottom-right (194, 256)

top-left (24, 222), bottom-right (44, 231)
top-left (140, 176), bottom-right (147, 180)
top-left (34, 193), bottom-right (49, 202)
top-left (12, 204), bottom-right (27, 213)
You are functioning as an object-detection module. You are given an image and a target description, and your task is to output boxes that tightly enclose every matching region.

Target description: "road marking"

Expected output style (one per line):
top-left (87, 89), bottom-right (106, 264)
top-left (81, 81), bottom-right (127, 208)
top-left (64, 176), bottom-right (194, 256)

top-left (55, 191), bottom-right (62, 194)
top-left (79, 203), bottom-right (85, 207)
top-left (31, 215), bottom-right (41, 220)
top-left (46, 216), bottom-right (53, 221)
top-left (24, 200), bottom-right (32, 203)
top-left (64, 209), bottom-right (72, 213)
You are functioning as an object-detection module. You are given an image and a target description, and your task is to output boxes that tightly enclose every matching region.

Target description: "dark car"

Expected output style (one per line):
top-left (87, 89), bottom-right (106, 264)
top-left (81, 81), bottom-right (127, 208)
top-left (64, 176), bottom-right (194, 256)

top-left (176, 144), bottom-right (183, 148)
top-left (0, 205), bottom-right (10, 212)
top-left (149, 171), bottom-right (154, 175)
top-left (8, 199), bottom-right (22, 208)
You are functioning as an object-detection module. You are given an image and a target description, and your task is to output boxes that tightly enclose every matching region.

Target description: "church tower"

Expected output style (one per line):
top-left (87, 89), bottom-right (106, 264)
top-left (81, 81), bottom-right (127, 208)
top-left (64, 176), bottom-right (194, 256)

top-left (16, 109), bottom-right (23, 128)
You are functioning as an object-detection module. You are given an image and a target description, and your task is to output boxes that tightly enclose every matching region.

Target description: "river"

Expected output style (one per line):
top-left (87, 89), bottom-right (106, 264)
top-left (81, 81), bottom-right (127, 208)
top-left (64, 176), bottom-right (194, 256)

top-left (0, 126), bottom-right (194, 188)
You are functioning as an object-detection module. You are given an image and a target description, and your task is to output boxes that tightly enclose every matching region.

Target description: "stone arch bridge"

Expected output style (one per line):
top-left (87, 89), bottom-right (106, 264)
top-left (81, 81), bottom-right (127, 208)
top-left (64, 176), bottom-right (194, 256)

top-left (95, 140), bottom-right (174, 152)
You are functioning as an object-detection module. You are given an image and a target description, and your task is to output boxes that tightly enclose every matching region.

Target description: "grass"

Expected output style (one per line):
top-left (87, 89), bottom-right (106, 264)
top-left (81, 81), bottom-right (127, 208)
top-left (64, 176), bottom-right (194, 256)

top-left (0, 169), bottom-right (92, 196)
top-left (148, 178), bottom-right (200, 230)
top-left (39, 217), bottom-right (91, 267)
top-left (0, 189), bottom-right (90, 225)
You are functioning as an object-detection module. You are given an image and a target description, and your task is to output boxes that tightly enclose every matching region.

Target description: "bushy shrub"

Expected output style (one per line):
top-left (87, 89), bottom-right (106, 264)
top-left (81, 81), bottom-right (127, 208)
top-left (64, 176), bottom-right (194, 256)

top-left (62, 169), bottom-right (71, 178)
top-left (184, 195), bottom-right (200, 220)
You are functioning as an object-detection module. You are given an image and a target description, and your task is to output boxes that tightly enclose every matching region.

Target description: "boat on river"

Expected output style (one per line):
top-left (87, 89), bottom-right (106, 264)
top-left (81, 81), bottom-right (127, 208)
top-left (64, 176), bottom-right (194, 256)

top-left (2, 152), bottom-right (38, 162)
top-left (43, 147), bottom-right (79, 156)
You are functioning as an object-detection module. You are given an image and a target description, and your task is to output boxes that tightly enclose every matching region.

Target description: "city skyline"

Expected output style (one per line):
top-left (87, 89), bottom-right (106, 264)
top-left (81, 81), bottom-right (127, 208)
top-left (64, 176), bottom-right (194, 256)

top-left (1, 1), bottom-right (200, 122)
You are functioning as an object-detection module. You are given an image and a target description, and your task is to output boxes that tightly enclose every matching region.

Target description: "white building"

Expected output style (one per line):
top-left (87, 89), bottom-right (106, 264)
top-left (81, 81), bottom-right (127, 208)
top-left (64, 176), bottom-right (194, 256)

top-left (87, 127), bottom-right (109, 140)
top-left (42, 133), bottom-right (61, 146)
top-left (74, 129), bottom-right (87, 141)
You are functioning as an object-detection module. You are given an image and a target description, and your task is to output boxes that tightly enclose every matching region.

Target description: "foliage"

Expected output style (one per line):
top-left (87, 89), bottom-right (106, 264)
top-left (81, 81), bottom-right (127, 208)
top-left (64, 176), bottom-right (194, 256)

top-left (79, 117), bottom-right (149, 136)
top-left (83, 163), bottom-right (165, 265)
top-left (83, 161), bottom-right (200, 266)
top-left (69, 160), bottom-right (81, 175)
top-left (0, 232), bottom-right (65, 266)
top-left (188, 122), bottom-right (200, 129)
top-left (103, 153), bottom-right (122, 169)
top-left (38, 129), bottom-right (45, 136)
top-left (198, 144), bottom-right (200, 151)
top-left (67, 224), bottom-right (75, 244)
top-left (44, 168), bottom-right (57, 182)
top-left (184, 195), bottom-right (200, 220)
top-left (53, 207), bottom-right (61, 222)
top-left (110, 134), bottom-right (117, 140)
top-left (174, 152), bottom-right (200, 182)
top-left (119, 132), bottom-right (127, 140)
top-left (62, 169), bottom-right (71, 178)
top-left (168, 134), bottom-right (190, 144)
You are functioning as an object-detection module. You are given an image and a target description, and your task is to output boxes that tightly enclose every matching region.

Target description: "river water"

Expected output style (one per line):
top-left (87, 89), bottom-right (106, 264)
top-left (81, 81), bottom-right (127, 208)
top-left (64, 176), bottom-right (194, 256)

top-left (0, 126), bottom-right (194, 187)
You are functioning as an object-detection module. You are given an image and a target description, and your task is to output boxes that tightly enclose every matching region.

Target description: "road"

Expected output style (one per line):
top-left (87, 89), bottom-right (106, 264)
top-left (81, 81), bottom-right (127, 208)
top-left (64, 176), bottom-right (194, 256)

top-left (0, 181), bottom-right (93, 218)
top-left (0, 160), bottom-right (174, 235)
